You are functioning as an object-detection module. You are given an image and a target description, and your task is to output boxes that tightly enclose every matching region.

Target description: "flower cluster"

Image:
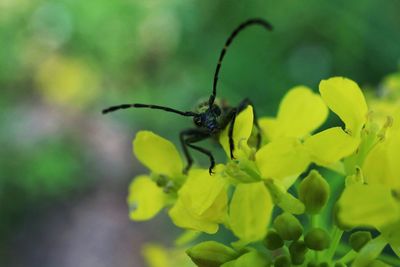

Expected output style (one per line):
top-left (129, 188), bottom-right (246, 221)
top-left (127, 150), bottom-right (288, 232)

top-left (127, 76), bottom-right (400, 266)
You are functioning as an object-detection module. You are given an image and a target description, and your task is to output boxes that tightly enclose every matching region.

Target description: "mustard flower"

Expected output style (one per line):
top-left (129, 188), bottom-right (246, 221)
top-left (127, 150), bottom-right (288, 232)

top-left (128, 131), bottom-right (185, 221)
top-left (257, 84), bottom-right (362, 189)
top-left (337, 108), bottom-right (400, 258)
top-left (128, 131), bottom-right (229, 234)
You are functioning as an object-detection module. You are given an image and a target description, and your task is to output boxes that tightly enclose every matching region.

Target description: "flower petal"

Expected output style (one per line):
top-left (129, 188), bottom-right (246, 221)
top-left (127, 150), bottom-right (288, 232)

top-left (133, 131), bottom-right (183, 176)
top-left (258, 117), bottom-right (279, 142)
top-left (336, 184), bottom-right (400, 229)
top-left (220, 105), bottom-right (254, 159)
top-left (179, 168), bottom-right (227, 219)
top-left (277, 86), bottom-right (328, 139)
top-left (169, 168), bottom-right (228, 234)
top-left (363, 129), bottom-right (400, 190)
top-left (304, 127), bottom-right (360, 166)
top-left (255, 138), bottom-right (310, 183)
top-left (229, 182), bottom-right (273, 243)
top-left (319, 77), bottom-right (368, 136)
top-left (128, 175), bottom-right (166, 221)
top-left (169, 198), bottom-right (219, 234)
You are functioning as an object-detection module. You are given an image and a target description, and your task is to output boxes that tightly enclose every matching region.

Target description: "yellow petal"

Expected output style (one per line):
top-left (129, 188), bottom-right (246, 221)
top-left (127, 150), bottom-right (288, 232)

top-left (304, 127), bottom-right (360, 166)
top-left (179, 168), bottom-right (228, 219)
top-left (336, 184), bottom-right (400, 229)
top-left (169, 168), bottom-right (228, 234)
top-left (169, 198), bottom-right (219, 234)
top-left (128, 175), bottom-right (166, 221)
top-left (255, 138), bottom-right (310, 183)
top-left (277, 86), bottom-right (328, 139)
top-left (220, 105), bottom-right (254, 159)
top-left (258, 117), bottom-right (279, 142)
top-left (229, 182), bottom-right (273, 243)
top-left (133, 131), bottom-right (183, 176)
top-left (363, 129), bottom-right (400, 191)
top-left (319, 77), bottom-right (368, 136)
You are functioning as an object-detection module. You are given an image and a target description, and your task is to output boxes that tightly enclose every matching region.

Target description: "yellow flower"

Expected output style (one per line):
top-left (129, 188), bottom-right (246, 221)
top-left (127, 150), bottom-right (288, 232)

top-left (257, 84), bottom-right (360, 187)
top-left (128, 131), bottom-right (185, 221)
top-left (337, 108), bottom-right (400, 257)
top-left (218, 105), bottom-right (302, 243)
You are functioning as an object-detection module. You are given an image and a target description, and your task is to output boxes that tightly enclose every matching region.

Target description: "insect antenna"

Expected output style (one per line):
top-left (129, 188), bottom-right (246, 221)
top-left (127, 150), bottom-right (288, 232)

top-left (209, 18), bottom-right (273, 106)
top-left (102, 103), bottom-right (198, 117)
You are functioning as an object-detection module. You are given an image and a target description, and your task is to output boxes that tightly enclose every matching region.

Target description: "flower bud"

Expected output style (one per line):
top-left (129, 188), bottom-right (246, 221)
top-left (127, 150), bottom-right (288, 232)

top-left (273, 212), bottom-right (303, 241)
top-left (289, 240), bottom-right (308, 255)
top-left (349, 231), bottom-right (372, 252)
top-left (186, 241), bottom-right (238, 267)
top-left (304, 228), bottom-right (330, 251)
top-left (274, 255), bottom-right (291, 267)
top-left (264, 229), bottom-right (284, 250)
top-left (289, 240), bottom-right (308, 265)
top-left (299, 170), bottom-right (330, 214)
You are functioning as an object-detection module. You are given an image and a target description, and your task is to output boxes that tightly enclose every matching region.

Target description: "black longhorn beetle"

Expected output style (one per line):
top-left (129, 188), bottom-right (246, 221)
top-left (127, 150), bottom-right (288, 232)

top-left (102, 18), bottom-right (273, 175)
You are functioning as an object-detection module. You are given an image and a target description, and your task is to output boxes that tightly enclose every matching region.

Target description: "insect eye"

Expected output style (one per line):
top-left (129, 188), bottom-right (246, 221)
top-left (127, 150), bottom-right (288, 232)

top-left (193, 116), bottom-right (202, 126)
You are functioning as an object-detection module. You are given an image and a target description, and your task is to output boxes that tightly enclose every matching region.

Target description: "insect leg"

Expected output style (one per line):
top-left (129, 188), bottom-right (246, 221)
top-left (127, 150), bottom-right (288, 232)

top-left (227, 109), bottom-right (238, 160)
top-left (180, 129), bottom-right (211, 174)
top-left (180, 130), bottom-right (194, 174)
top-left (186, 143), bottom-right (215, 175)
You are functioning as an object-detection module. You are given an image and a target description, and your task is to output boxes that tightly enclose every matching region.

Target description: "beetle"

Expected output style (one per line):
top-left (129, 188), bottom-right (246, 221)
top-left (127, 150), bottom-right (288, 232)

top-left (102, 18), bottom-right (273, 175)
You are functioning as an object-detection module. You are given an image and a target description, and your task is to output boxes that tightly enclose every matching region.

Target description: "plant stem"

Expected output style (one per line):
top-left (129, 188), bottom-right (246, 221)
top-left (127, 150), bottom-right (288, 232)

top-left (326, 226), bottom-right (343, 261)
top-left (337, 250), bottom-right (357, 264)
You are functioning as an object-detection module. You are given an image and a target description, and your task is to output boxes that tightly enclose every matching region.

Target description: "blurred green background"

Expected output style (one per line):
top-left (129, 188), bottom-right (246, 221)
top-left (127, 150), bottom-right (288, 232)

top-left (1, 0), bottom-right (400, 266)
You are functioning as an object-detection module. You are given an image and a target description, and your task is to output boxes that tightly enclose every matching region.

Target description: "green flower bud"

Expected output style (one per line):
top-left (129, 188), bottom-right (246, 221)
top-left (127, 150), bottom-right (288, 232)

top-left (274, 255), bottom-right (291, 267)
top-left (186, 241), bottom-right (238, 267)
top-left (334, 263), bottom-right (347, 267)
top-left (289, 240), bottom-right (308, 265)
top-left (299, 170), bottom-right (330, 214)
top-left (289, 240), bottom-right (308, 257)
top-left (304, 228), bottom-right (331, 251)
top-left (273, 212), bottom-right (303, 241)
top-left (349, 231), bottom-right (372, 252)
top-left (264, 229), bottom-right (284, 250)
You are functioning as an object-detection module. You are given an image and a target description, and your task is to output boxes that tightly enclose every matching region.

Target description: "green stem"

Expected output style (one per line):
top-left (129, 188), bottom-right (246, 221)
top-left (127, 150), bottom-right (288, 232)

top-left (326, 226), bottom-right (344, 261)
top-left (310, 214), bottom-right (319, 228)
top-left (337, 250), bottom-right (357, 264)
top-left (310, 214), bottom-right (320, 263)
